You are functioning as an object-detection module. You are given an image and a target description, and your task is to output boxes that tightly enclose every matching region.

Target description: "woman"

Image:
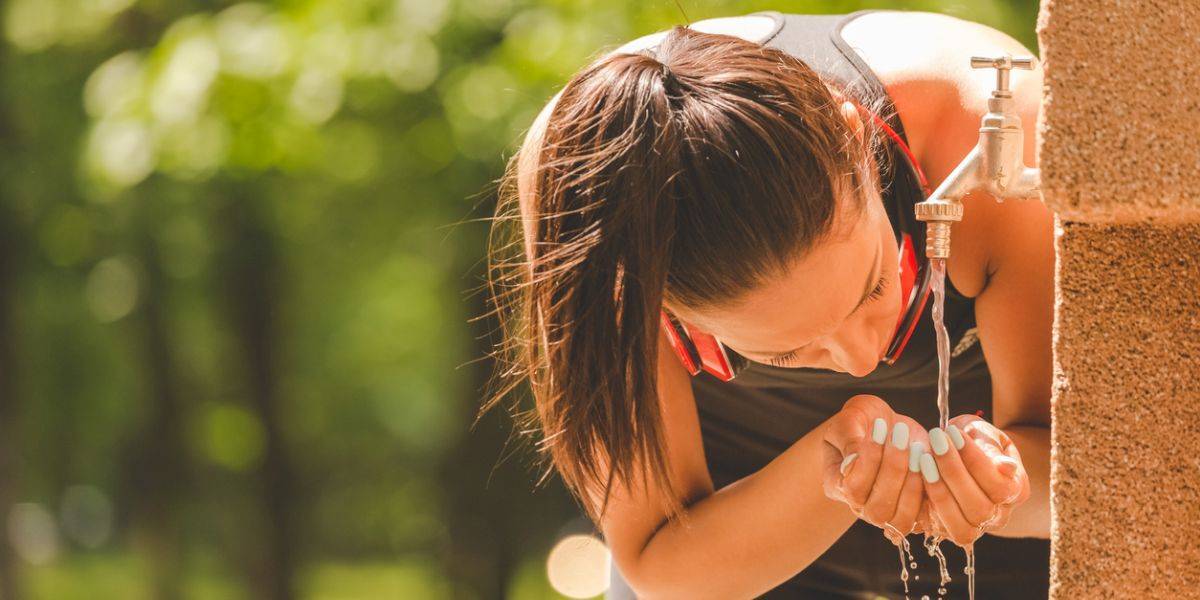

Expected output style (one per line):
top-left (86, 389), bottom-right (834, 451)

top-left (485, 8), bottom-right (1052, 598)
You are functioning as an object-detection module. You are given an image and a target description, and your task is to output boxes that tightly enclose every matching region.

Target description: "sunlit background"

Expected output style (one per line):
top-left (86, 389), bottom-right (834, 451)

top-left (0, 0), bottom-right (1037, 597)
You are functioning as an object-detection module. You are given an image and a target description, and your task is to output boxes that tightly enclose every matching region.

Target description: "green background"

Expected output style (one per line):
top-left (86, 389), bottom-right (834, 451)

top-left (0, 0), bottom-right (1038, 597)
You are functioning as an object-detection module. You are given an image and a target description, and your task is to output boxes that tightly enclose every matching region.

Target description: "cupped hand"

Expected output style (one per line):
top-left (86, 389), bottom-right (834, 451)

top-left (917, 414), bottom-right (1031, 547)
top-left (822, 395), bottom-right (933, 541)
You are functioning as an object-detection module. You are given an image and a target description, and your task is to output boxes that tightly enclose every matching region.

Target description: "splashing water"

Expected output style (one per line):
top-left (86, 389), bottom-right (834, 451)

top-left (884, 523), bottom-right (915, 599)
top-left (964, 546), bottom-right (976, 600)
top-left (923, 534), bottom-right (952, 599)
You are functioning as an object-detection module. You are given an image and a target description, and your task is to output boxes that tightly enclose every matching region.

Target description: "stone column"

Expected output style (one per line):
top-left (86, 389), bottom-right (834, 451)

top-left (1037, 0), bottom-right (1200, 596)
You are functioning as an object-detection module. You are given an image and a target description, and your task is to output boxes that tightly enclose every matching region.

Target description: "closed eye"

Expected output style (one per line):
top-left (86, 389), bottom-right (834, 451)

top-left (853, 274), bottom-right (888, 313)
top-left (763, 275), bottom-right (888, 367)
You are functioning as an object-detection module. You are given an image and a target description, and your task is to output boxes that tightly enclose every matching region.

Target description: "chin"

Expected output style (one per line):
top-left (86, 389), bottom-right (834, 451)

top-left (846, 363), bottom-right (879, 378)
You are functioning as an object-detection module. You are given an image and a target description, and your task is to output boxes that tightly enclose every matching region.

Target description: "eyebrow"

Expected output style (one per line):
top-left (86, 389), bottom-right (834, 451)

top-left (744, 238), bottom-right (884, 359)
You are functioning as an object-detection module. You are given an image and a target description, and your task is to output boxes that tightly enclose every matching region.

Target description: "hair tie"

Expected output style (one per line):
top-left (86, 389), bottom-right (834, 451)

top-left (640, 44), bottom-right (674, 84)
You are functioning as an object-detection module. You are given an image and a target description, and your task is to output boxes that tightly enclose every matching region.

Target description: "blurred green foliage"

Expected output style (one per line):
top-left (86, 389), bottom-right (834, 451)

top-left (0, 0), bottom-right (1038, 597)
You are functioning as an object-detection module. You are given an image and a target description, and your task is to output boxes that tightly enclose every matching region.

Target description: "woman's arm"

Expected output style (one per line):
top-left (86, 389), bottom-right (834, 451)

top-left (596, 332), bottom-right (859, 599)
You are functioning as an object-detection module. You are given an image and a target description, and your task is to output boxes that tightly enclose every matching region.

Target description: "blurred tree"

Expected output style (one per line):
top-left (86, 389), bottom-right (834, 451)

top-left (0, 43), bottom-right (26, 598)
top-left (124, 189), bottom-right (190, 600)
top-left (215, 178), bottom-right (296, 600)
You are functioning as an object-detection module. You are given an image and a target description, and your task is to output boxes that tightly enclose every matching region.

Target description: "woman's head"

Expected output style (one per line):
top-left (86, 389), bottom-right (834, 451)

top-left (485, 24), bottom-right (901, 521)
top-left (669, 177), bottom-right (904, 378)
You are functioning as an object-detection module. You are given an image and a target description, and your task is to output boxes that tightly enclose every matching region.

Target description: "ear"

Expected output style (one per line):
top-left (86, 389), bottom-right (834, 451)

top-left (839, 100), bottom-right (866, 149)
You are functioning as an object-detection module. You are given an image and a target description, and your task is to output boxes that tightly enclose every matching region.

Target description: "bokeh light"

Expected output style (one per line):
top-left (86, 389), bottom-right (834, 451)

top-left (215, 4), bottom-right (292, 79)
top-left (85, 256), bottom-right (140, 323)
top-left (8, 503), bottom-right (60, 565)
top-left (193, 402), bottom-right (267, 472)
top-left (85, 119), bottom-right (157, 189)
top-left (546, 534), bottom-right (611, 599)
top-left (59, 486), bottom-right (114, 549)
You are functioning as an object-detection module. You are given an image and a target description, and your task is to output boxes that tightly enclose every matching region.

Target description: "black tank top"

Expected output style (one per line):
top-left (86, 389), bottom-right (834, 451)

top-left (606, 9), bottom-right (1050, 600)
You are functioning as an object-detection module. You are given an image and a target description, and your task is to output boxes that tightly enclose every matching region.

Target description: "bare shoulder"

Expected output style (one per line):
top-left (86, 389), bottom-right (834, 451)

top-left (842, 10), bottom-right (1037, 81)
top-left (844, 11), bottom-right (1045, 297)
top-left (841, 11), bottom-right (1040, 156)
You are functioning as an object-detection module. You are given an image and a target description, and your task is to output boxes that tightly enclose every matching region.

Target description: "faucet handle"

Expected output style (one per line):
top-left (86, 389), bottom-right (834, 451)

top-left (970, 53), bottom-right (1038, 95)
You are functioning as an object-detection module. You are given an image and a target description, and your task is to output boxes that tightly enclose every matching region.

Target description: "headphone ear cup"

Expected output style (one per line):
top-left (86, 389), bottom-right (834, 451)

top-left (660, 310), bottom-right (701, 375)
top-left (686, 328), bottom-right (739, 382)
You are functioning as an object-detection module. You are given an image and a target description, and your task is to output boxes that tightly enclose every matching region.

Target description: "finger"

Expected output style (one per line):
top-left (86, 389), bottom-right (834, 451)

top-left (999, 434), bottom-right (1032, 505)
top-left (883, 524), bottom-right (902, 546)
top-left (979, 502), bottom-right (1013, 533)
top-left (947, 423), bottom-right (1022, 505)
top-left (887, 452), bottom-right (925, 535)
top-left (822, 443), bottom-right (851, 503)
top-left (928, 427), bottom-right (995, 526)
top-left (969, 431), bottom-right (1019, 478)
top-left (962, 419), bottom-right (1010, 454)
top-left (862, 421), bottom-right (913, 526)
top-left (825, 395), bottom-right (889, 451)
top-left (841, 417), bottom-right (888, 508)
top-left (918, 452), bottom-right (981, 547)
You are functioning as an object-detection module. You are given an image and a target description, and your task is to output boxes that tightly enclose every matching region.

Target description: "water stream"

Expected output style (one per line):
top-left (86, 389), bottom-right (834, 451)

top-left (930, 258), bottom-right (951, 431)
top-left (889, 258), bottom-right (976, 599)
top-left (934, 258), bottom-right (977, 599)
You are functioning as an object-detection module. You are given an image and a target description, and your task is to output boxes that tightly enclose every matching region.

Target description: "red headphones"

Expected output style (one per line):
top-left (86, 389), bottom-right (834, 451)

top-left (660, 99), bottom-right (934, 381)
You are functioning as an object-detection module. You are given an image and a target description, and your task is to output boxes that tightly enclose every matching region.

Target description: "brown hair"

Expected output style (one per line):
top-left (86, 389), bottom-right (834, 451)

top-left (481, 25), bottom-right (893, 523)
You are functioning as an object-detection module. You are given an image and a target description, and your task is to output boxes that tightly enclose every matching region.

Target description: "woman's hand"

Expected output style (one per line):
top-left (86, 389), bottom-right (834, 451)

top-left (822, 395), bottom-right (932, 542)
top-left (918, 414), bottom-right (1031, 546)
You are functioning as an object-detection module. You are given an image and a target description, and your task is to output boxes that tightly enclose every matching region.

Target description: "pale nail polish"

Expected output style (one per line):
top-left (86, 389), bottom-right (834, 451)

top-left (930, 428), bottom-right (950, 456)
top-left (920, 453), bottom-right (940, 483)
top-left (908, 442), bottom-right (924, 472)
top-left (872, 418), bottom-right (887, 444)
top-left (947, 424), bottom-right (966, 450)
top-left (891, 422), bottom-right (909, 450)
top-left (840, 453), bottom-right (859, 475)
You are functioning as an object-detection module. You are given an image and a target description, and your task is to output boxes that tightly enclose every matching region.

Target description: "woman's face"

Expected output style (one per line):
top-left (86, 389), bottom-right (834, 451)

top-left (671, 187), bottom-right (903, 377)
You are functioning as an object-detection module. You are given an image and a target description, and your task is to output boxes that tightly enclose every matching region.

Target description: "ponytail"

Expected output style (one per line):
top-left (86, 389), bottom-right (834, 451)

top-left (520, 49), bottom-right (685, 522)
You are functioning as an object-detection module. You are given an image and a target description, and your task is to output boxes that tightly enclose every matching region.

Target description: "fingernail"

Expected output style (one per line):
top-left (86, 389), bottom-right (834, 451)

top-left (920, 453), bottom-right (940, 483)
top-left (908, 441), bottom-right (924, 472)
top-left (872, 418), bottom-right (887, 444)
top-left (947, 424), bottom-right (965, 450)
top-left (840, 453), bottom-right (859, 475)
top-left (930, 428), bottom-right (950, 456)
top-left (891, 422), bottom-right (909, 450)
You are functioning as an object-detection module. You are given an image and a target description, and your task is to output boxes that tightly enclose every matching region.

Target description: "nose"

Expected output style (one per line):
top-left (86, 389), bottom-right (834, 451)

top-left (822, 331), bottom-right (880, 378)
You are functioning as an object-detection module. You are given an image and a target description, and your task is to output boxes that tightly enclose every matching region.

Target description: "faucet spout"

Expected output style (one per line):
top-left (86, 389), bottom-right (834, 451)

top-left (915, 145), bottom-right (978, 259)
top-left (914, 53), bottom-right (1041, 260)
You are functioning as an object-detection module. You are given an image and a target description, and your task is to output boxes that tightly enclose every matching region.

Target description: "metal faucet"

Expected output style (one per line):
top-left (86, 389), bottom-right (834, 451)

top-left (915, 53), bottom-right (1042, 259)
